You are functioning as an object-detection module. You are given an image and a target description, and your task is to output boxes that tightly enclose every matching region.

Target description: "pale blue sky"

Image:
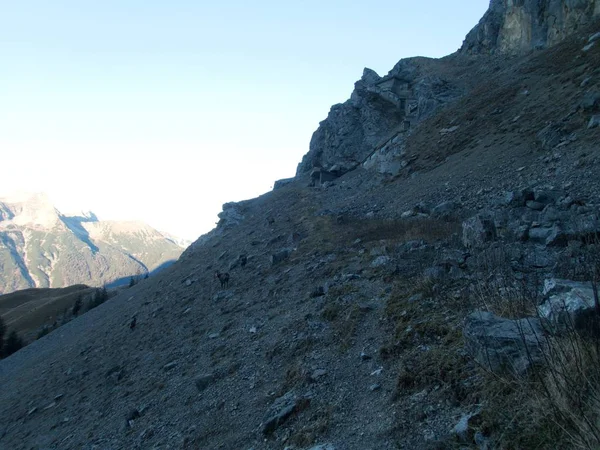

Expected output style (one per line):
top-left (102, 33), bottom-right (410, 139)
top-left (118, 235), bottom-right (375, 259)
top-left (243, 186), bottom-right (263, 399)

top-left (0, 1), bottom-right (489, 240)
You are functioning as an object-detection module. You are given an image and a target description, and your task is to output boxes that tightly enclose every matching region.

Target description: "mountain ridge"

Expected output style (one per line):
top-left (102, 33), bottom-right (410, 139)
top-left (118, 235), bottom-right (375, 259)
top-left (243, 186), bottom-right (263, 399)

top-left (0, 193), bottom-right (186, 294)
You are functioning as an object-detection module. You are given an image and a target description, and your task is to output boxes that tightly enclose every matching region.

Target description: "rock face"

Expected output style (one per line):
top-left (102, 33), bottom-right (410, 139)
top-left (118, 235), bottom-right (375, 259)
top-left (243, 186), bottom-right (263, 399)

top-left (461, 0), bottom-right (600, 55)
top-left (0, 193), bottom-right (185, 294)
top-left (296, 62), bottom-right (462, 177)
top-left (295, 68), bottom-right (406, 176)
top-left (464, 311), bottom-right (546, 376)
top-left (538, 278), bottom-right (600, 332)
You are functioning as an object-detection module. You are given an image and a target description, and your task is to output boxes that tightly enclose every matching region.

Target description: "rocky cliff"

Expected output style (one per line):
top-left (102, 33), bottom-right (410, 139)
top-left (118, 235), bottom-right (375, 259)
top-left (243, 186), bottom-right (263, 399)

top-left (295, 59), bottom-right (465, 178)
top-left (461, 0), bottom-right (600, 54)
top-left (296, 0), bottom-right (600, 182)
top-left (0, 193), bottom-right (185, 294)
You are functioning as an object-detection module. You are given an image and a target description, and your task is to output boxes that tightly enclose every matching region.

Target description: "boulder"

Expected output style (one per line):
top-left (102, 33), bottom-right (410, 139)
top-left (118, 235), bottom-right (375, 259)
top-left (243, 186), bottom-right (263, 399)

top-left (580, 92), bottom-right (600, 112)
top-left (464, 311), bottom-right (546, 376)
top-left (500, 188), bottom-right (534, 207)
top-left (217, 202), bottom-right (244, 229)
top-left (462, 215), bottom-right (497, 248)
top-left (538, 279), bottom-right (600, 333)
top-left (261, 391), bottom-right (308, 435)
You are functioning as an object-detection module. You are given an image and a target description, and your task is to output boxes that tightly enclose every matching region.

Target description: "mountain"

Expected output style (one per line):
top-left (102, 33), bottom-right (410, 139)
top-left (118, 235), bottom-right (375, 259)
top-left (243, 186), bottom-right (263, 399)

top-left (0, 193), bottom-right (184, 294)
top-left (1, 4), bottom-right (600, 450)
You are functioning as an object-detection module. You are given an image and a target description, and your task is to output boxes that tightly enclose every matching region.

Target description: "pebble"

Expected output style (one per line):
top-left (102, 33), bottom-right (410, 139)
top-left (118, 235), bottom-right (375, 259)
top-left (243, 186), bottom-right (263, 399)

top-left (163, 362), bottom-right (177, 371)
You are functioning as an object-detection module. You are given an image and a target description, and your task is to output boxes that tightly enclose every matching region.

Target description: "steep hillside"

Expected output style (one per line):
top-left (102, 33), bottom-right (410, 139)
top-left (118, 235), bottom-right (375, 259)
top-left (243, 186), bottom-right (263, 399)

top-left (0, 193), bottom-right (185, 294)
top-left (1, 8), bottom-right (600, 450)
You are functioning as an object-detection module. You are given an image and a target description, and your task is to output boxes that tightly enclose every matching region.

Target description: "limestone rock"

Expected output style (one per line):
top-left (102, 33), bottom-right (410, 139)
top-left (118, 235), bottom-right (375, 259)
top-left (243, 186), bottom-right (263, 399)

top-left (261, 391), bottom-right (308, 435)
top-left (296, 60), bottom-right (461, 176)
top-left (461, 0), bottom-right (600, 55)
top-left (464, 311), bottom-right (546, 376)
top-left (538, 278), bottom-right (600, 333)
top-left (217, 202), bottom-right (245, 229)
top-left (462, 215), bottom-right (497, 248)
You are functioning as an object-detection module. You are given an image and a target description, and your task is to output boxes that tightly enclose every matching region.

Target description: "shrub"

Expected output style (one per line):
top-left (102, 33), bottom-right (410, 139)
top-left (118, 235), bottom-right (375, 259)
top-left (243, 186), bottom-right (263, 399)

top-left (72, 295), bottom-right (83, 316)
top-left (3, 330), bottom-right (24, 357)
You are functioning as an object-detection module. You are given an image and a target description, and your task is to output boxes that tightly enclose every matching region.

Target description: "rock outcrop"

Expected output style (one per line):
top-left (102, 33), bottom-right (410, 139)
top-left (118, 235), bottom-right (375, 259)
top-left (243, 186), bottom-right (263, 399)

top-left (461, 0), bottom-right (600, 55)
top-left (296, 61), bottom-right (462, 178)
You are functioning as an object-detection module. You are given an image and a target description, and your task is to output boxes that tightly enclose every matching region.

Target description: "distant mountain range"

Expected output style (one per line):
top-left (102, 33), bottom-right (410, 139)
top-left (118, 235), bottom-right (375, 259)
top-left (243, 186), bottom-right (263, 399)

top-left (0, 193), bottom-right (186, 294)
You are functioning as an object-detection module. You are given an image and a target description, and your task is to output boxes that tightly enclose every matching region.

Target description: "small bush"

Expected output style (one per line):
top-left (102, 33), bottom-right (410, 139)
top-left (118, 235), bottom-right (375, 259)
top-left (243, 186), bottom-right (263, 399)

top-left (72, 295), bottom-right (83, 316)
top-left (2, 330), bottom-right (24, 357)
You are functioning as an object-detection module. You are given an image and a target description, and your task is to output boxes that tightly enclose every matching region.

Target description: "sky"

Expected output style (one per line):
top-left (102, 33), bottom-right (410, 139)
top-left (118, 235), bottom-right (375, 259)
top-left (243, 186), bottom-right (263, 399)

top-left (0, 1), bottom-right (489, 241)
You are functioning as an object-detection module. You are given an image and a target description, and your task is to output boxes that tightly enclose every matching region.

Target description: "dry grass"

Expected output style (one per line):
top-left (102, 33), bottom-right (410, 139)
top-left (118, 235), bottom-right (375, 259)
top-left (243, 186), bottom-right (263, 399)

top-left (300, 215), bottom-right (460, 258)
top-left (287, 403), bottom-right (333, 447)
top-left (470, 260), bottom-right (600, 449)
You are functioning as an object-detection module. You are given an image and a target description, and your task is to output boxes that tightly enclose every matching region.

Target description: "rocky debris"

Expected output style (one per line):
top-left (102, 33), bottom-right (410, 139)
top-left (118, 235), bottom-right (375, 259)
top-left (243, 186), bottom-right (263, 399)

top-left (589, 115), bottom-right (600, 129)
top-left (461, 0), bottom-right (600, 55)
top-left (261, 391), bottom-right (308, 435)
top-left (464, 311), bottom-right (546, 376)
top-left (462, 214), bottom-right (497, 249)
top-left (307, 445), bottom-right (336, 450)
top-left (538, 278), bottom-right (600, 333)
